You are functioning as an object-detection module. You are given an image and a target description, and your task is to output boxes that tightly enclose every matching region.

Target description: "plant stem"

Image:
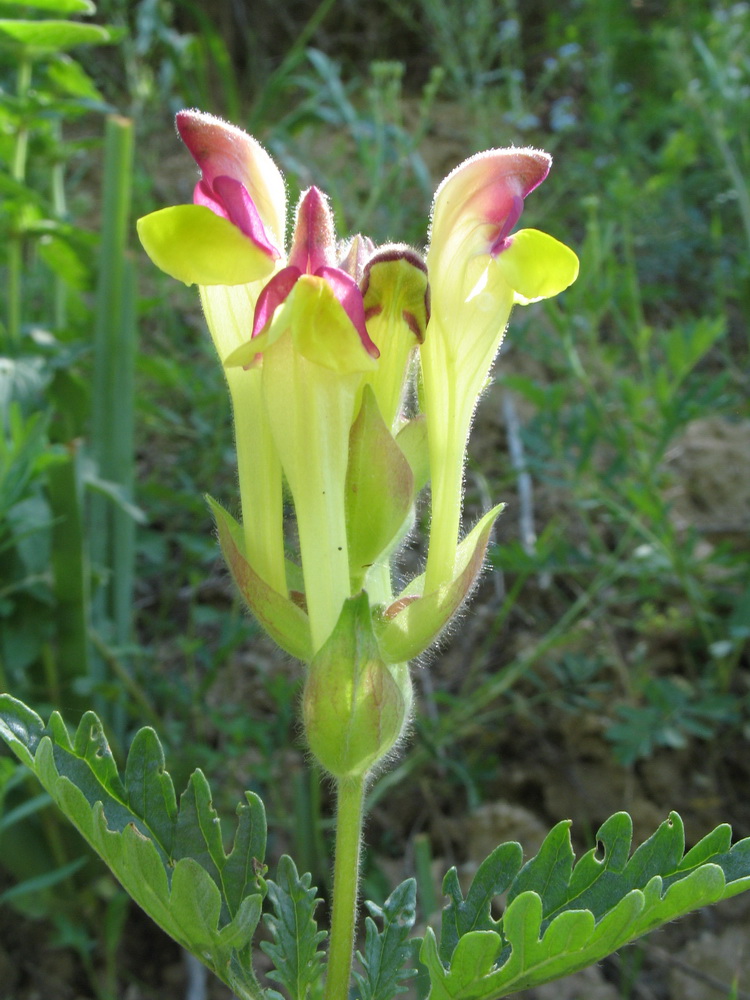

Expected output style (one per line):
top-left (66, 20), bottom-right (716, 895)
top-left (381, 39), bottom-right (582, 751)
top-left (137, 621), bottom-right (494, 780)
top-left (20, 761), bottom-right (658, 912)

top-left (51, 119), bottom-right (68, 330)
top-left (6, 55), bottom-right (32, 347)
top-left (89, 115), bottom-right (135, 742)
top-left (324, 774), bottom-right (366, 1000)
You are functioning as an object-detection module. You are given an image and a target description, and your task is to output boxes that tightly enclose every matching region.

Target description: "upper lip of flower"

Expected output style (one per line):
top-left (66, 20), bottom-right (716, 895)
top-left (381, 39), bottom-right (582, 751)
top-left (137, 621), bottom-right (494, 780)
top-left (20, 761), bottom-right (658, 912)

top-left (427, 146), bottom-right (551, 272)
top-left (246, 186), bottom-right (380, 360)
top-left (175, 108), bottom-right (287, 249)
top-left (139, 110), bottom-right (433, 378)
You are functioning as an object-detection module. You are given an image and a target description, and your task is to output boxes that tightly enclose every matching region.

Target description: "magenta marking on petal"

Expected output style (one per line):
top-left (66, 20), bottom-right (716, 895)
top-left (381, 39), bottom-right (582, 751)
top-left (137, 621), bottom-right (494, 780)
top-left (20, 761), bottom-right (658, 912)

top-left (402, 310), bottom-right (426, 344)
top-left (252, 266), bottom-right (301, 338)
top-left (193, 179), bottom-right (229, 218)
top-left (489, 194), bottom-right (525, 256)
top-left (318, 265), bottom-right (380, 360)
top-left (212, 175), bottom-right (280, 258)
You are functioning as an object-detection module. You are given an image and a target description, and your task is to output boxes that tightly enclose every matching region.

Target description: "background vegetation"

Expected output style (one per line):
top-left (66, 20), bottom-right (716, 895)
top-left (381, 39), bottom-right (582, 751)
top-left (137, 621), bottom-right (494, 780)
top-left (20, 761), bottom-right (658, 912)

top-left (1, 0), bottom-right (748, 997)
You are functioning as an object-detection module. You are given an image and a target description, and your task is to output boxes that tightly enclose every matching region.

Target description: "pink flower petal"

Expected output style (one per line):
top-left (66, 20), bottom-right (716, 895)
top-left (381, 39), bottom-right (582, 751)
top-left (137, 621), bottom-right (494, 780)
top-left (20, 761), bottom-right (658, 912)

top-left (429, 147), bottom-right (551, 261)
top-left (318, 265), bottom-right (380, 360)
top-left (194, 178), bottom-right (228, 218)
top-left (489, 193), bottom-right (524, 256)
top-left (176, 109), bottom-right (286, 248)
top-left (213, 176), bottom-right (279, 258)
top-left (252, 265), bottom-right (302, 338)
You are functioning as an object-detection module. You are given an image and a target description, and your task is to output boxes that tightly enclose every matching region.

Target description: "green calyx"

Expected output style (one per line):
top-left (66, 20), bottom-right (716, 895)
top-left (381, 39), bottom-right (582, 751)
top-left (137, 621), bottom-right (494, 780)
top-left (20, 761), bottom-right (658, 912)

top-left (302, 593), bottom-right (412, 779)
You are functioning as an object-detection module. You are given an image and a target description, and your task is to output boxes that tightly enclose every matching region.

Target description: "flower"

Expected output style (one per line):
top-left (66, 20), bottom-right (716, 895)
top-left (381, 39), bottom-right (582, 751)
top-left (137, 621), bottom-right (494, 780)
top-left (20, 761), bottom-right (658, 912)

top-left (224, 184), bottom-right (380, 376)
top-left (137, 110), bottom-right (427, 657)
top-left (420, 148), bottom-right (579, 591)
top-left (138, 111), bottom-right (290, 603)
top-left (137, 112), bottom-right (578, 776)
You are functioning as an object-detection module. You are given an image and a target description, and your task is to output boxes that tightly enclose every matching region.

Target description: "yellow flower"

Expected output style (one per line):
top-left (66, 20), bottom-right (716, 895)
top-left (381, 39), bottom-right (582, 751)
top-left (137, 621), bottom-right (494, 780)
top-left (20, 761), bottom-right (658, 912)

top-left (421, 148), bottom-right (579, 590)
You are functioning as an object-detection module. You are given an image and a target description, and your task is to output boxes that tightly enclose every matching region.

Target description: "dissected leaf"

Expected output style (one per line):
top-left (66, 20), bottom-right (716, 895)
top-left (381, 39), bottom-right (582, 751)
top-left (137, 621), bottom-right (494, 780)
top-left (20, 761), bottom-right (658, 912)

top-left (439, 842), bottom-right (522, 964)
top-left (123, 725), bottom-right (178, 856)
top-left (355, 878), bottom-right (419, 1000)
top-left (261, 854), bottom-right (327, 1000)
top-left (423, 810), bottom-right (750, 1000)
top-left (504, 819), bottom-right (572, 916)
top-left (0, 696), bottom-right (267, 1000)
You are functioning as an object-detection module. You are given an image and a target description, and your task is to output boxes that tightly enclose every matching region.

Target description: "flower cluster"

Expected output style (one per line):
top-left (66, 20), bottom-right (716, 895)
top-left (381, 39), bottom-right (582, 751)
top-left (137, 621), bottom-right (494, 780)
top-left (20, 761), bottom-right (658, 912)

top-left (138, 110), bottom-right (578, 778)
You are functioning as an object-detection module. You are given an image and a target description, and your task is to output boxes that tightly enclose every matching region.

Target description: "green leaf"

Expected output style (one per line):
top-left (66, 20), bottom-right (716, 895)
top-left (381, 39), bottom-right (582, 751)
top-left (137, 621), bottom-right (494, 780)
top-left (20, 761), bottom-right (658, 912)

top-left (503, 818), bottom-right (572, 914)
top-left (0, 856), bottom-right (89, 904)
top-left (0, 0), bottom-right (95, 12)
top-left (0, 790), bottom-right (52, 833)
top-left (123, 726), bottom-right (178, 855)
top-left (423, 811), bottom-right (750, 1000)
top-left (355, 878), bottom-right (419, 1000)
top-left (0, 696), bottom-right (268, 1000)
top-left (605, 677), bottom-right (736, 765)
top-left (439, 842), bottom-right (522, 964)
top-left (261, 854), bottom-right (327, 1000)
top-left (45, 52), bottom-right (105, 102)
top-left (662, 316), bottom-right (726, 394)
top-left (0, 19), bottom-right (114, 53)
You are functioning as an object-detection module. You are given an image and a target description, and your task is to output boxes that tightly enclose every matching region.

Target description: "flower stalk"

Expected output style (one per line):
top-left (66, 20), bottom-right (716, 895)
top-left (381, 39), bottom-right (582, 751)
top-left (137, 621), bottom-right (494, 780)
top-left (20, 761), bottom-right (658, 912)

top-left (324, 775), bottom-right (366, 1000)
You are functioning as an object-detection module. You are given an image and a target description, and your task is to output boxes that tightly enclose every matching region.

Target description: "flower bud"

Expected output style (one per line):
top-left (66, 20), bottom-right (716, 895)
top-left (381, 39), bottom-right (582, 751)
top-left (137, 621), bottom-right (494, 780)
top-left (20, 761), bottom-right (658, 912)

top-left (303, 593), bottom-right (411, 779)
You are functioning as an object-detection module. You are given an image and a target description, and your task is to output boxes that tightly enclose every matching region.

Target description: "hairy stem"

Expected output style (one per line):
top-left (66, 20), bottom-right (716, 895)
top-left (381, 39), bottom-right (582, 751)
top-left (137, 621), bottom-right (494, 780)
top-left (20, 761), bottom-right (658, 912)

top-left (324, 774), bottom-right (366, 1000)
